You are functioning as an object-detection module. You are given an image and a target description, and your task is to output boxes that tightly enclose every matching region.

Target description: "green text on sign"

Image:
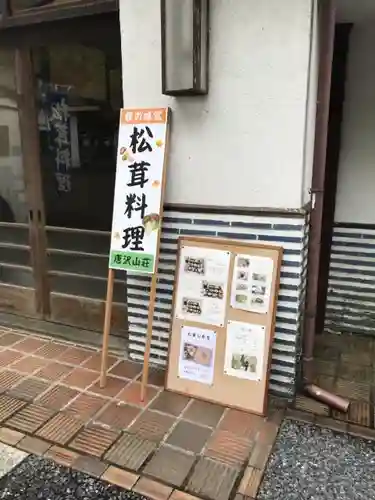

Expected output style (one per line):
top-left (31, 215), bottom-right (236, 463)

top-left (110, 251), bottom-right (154, 273)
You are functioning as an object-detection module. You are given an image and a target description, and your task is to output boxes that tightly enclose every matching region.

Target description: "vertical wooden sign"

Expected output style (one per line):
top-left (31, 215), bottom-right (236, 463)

top-left (100, 107), bottom-right (170, 396)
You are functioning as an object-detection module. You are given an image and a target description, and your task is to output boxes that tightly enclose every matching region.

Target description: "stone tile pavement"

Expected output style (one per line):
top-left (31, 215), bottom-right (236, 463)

top-left (292, 332), bottom-right (375, 439)
top-left (0, 326), bottom-right (285, 500)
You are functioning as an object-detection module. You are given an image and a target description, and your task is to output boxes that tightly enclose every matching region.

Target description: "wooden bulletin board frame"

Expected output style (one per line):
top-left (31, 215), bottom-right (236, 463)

top-left (166, 236), bottom-right (283, 416)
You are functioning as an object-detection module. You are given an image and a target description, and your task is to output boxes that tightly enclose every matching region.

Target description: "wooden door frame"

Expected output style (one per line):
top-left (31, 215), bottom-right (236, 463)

top-left (16, 48), bottom-right (50, 316)
top-left (315, 23), bottom-right (353, 333)
top-left (4, 12), bottom-right (121, 318)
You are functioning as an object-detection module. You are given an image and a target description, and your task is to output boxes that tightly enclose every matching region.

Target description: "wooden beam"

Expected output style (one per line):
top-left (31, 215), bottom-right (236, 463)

top-left (16, 48), bottom-right (51, 316)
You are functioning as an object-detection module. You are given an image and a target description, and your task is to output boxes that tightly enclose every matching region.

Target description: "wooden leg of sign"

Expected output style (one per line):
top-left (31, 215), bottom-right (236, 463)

top-left (100, 268), bottom-right (115, 388)
top-left (140, 273), bottom-right (158, 401)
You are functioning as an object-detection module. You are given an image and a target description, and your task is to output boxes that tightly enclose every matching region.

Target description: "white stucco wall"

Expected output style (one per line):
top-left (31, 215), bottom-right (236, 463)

top-left (335, 23), bottom-right (375, 224)
top-left (120, 0), bottom-right (315, 209)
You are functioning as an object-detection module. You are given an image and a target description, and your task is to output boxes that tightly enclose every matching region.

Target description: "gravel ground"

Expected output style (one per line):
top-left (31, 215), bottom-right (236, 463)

top-left (258, 419), bottom-right (375, 500)
top-left (0, 454), bottom-right (149, 500)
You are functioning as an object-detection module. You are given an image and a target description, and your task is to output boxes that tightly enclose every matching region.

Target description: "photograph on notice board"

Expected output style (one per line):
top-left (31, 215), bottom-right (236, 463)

top-left (178, 325), bottom-right (216, 385)
top-left (182, 298), bottom-right (202, 317)
top-left (230, 354), bottom-right (258, 374)
top-left (184, 256), bottom-right (205, 275)
top-left (230, 254), bottom-right (273, 314)
top-left (224, 320), bottom-right (266, 381)
top-left (237, 256), bottom-right (251, 269)
top-left (176, 246), bottom-right (230, 326)
top-left (201, 281), bottom-right (224, 300)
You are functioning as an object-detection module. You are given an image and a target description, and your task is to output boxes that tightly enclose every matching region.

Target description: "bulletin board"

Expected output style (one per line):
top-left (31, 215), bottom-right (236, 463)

top-left (165, 236), bottom-right (283, 416)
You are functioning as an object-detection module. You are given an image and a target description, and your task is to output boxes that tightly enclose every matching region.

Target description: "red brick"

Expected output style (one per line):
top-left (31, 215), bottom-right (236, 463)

top-left (204, 430), bottom-right (253, 466)
top-left (150, 391), bottom-right (189, 416)
top-left (133, 477), bottom-right (173, 500)
top-left (257, 421), bottom-right (279, 446)
top-left (238, 467), bottom-right (263, 497)
top-left (101, 466), bottom-right (139, 489)
top-left (109, 360), bottom-right (142, 380)
top-left (57, 347), bottom-right (95, 366)
top-left (143, 367), bottom-right (166, 387)
top-left (36, 362), bottom-right (73, 382)
top-left (65, 393), bottom-right (107, 421)
top-left (10, 377), bottom-right (50, 402)
top-left (220, 409), bottom-right (263, 440)
top-left (38, 385), bottom-right (79, 410)
top-left (12, 356), bottom-right (50, 374)
top-left (0, 395), bottom-right (26, 422)
top-left (166, 420), bottom-right (212, 453)
top-left (0, 350), bottom-right (23, 366)
top-left (83, 353), bottom-right (118, 372)
top-left (18, 436), bottom-right (51, 455)
top-left (73, 455), bottom-right (107, 478)
top-left (35, 342), bottom-right (70, 359)
top-left (184, 400), bottom-right (224, 428)
top-left (14, 338), bottom-right (47, 353)
top-left (0, 333), bottom-right (25, 347)
top-left (95, 402), bottom-right (140, 430)
top-left (70, 425), bottom-right (120, 458)
top-left (129, 410), bottom-right (175, 442)
top-left (45, 446), bottom-right (80, 468)
top-left (143, 446), bottom-right (195, 488)
top-left (170, 491), bottom-right (201, 500)
top-left (62, 368), bottom-right (99, 389)
top-left (0, 370), bottom-right (24, 392)
top-left (117, 382), bottom-right (159, 408)
top-left (248, 442), bottom-right (272, 470)
top-left (36, 413), bottom-right (83, 445)
top-left (6, 404), bottom-right (55, 433)
top-left (0, 427), bottom-right (25, 445)
top-left (89, 376), bottom-right (126, 399)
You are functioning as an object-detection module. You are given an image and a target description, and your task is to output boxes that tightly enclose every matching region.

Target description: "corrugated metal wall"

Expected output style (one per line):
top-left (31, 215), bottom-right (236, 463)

top-left (325, 223), bottom-right (375, 336)
top-left (126, 209), bottom-right (308, 398)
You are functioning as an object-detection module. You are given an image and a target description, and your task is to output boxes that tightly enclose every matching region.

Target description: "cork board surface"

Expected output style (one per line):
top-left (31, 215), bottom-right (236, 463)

top-left (166, 236), bottom-right (283, 416)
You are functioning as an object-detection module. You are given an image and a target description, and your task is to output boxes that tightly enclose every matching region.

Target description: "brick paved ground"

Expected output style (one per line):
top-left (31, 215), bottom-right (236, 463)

top-left (291, 332), bottom-right (375, 438)
top-left (0, 326), bottom-right (285, 500)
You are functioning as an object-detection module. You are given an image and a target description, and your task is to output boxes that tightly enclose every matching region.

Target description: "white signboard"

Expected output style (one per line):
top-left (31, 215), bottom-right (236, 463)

top-left (224, 320), bottom-right (266, 381)
top-left (178, 325), bottom-right (216, 385)
top-left (231, 255), bottom-right (274, 314)
top-left (109, 108), bottom-right (169, 274)
top-left (175, 246), bottom-right (231, 327)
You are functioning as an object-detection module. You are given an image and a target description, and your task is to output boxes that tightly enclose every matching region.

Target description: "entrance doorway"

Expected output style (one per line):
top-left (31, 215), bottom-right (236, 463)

top-left (0, 13), bottom-right (128, 346)
top-left (312, 13), bottom-right (375, 421)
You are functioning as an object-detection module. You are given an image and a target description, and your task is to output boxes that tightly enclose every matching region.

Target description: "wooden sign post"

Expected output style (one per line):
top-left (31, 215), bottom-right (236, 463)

top-left (166, 236), bottom-right (282, 415)
top-left (100, 107), bottom-right (171, 400)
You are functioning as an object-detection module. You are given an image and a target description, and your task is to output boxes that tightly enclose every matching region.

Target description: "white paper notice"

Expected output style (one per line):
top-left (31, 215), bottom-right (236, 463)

top-left (175, 246), bottom-right (231, 327)
top-left (230, 255), bottom-right (274, 314)
top-left (224, 321), bottom-right (266, 381)
top-left (178, 326), bottom-right (216, 385)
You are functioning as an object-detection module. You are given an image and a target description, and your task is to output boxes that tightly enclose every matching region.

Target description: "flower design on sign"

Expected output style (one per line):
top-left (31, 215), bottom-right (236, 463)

top-left (120, 147), bottom-right (135, 163)
top-left (143, 213), bottom-right (160, 235)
